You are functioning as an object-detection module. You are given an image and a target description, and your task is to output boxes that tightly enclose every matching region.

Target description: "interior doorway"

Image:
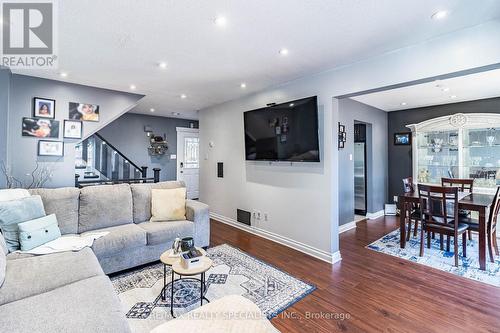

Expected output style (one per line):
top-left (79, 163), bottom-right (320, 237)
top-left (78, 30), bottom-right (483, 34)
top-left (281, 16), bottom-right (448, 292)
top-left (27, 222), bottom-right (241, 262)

top-left (354, 122), bottom-right (367, 216)
top-left (176, 127), bottom-right (199, 199)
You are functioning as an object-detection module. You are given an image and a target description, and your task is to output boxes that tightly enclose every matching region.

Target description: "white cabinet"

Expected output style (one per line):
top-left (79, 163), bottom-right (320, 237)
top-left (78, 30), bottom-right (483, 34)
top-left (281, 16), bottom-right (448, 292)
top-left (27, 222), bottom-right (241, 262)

top-left (407, 113), bottom-right (500, 193)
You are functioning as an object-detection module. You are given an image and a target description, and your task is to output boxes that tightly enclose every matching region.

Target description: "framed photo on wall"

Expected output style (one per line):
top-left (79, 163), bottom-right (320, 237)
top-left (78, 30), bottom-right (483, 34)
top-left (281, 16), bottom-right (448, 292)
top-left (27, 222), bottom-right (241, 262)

top-left (68, 102), bottom-right (99, 122)
top-left (394, 132), bottom-right (411, 145)
top-left (64, 120), bottom-right (83, 139)
top-left (33, 97), bottom-right (56, 119)
top-left (22, 117), bottom-right (59, 138)
top-left (38, 140), bottom-right (64, 157)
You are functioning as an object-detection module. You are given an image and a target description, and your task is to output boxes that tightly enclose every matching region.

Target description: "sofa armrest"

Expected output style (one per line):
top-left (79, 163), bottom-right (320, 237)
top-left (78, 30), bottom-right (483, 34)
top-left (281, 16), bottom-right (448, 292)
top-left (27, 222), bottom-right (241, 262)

top-left (186, 200), bottom-right (210, 248)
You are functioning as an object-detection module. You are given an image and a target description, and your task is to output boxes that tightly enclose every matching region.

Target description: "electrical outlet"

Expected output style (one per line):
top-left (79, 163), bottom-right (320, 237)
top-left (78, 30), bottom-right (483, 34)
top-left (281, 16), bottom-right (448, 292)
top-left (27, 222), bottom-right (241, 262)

top-left (257, 211), bottom-right (261, 220)
top-left (252, 210), bottom-right (257, 221)
top-left (393, 196), bottom-right (398, 203)
top-left (264, 213), bottom-right (268, 222)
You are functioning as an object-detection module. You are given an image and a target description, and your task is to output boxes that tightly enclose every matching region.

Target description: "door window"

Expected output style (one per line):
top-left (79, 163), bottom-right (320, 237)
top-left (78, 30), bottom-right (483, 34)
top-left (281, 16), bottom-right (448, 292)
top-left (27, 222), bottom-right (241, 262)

top-left (184, 137), bottom-right (199, 169)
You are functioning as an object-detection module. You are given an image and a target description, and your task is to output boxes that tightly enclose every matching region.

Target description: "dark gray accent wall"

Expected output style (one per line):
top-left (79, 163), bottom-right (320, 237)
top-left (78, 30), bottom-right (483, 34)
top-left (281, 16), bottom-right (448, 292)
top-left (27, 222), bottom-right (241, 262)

top-left (0, 69), bottom-right (11, 188)
top-left (5, 74), bottom-right (143, 188)
top-left (388, 97), bottom-right (500, 201)
top-left (97, 113), bottom-right (198, 181)
top-left (338, 98), bottom-right (388, 225)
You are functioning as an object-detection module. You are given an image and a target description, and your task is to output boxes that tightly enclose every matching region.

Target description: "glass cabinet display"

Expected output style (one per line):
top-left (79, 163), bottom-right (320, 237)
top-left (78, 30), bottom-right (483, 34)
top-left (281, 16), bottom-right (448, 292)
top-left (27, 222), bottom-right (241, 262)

top-left (407, 113), bottom-right (500, 193)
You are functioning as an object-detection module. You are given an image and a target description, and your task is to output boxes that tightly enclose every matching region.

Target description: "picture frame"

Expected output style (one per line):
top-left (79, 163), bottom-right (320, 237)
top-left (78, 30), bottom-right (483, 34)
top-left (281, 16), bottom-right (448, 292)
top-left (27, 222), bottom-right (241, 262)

top-left (22, 117), bottom-right (59, 138)
top-left (68, 102), bottom-right (100, 122)
top-left (394, 132), bottom-right (412, 146)
top-left (38, 140), bottom-right (64, 157)
top-left (64, 120), bottom-right (83, 139)
top-left (33, 97), bottom-right (56, 119)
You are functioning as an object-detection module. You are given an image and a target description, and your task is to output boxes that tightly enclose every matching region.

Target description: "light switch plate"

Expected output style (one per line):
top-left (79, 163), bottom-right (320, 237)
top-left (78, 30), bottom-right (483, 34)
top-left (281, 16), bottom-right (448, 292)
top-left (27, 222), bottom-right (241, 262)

top-left (170, 154), bottom-right (177, 159)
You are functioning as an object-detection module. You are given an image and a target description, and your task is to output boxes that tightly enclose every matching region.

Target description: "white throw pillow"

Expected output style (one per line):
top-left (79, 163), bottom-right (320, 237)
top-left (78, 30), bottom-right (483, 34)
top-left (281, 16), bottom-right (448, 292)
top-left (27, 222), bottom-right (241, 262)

top-left (0, 189), bottom-right (30, 202)
top-left (150, 188), bottom-right (186, 222)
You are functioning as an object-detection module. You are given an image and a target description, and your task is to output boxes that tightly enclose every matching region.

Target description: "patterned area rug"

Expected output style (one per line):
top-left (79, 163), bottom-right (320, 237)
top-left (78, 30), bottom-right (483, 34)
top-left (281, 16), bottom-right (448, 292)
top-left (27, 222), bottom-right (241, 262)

top-left (111, 244), bottom-right (315, 333)
top-left (367, 228), bottom-right (500, 287)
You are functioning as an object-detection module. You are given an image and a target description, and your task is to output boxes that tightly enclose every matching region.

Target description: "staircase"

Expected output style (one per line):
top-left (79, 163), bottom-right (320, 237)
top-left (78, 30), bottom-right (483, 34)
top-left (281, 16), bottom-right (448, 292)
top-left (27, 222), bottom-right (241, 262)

top-left (75, 133), bottom-right (160, 188)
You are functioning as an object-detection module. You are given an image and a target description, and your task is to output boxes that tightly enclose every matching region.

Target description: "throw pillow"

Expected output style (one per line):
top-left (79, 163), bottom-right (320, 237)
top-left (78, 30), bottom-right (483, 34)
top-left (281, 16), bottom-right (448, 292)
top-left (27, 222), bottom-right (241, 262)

top-left (18, 214), bottom-right (61, 251)
top-left (0, 195), bottom-right (46, 252)
top-left (150, 188), bottom-right (187, 222)
top-left (0, 189), bottom-right (30, 202)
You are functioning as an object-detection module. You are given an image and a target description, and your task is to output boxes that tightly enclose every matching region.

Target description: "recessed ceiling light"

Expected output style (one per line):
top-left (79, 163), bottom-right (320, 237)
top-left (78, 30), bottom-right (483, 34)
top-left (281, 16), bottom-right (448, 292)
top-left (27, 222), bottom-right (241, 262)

top-left (130, 84), bottom-right (136, 90)
top-left (401, 102), bottom-right (407, 106)
top-left (158, 62), bottom-right (167, 69)
top-left (279, 48), bottom-right (289, 56)
top-left (59, 72), bottom-right (68, 78)
top-left (289, 103), bottom-right (295, 107)
top-left (441, 87), bottom-right (450, 92)
top-left (171, 112), bottom-right (181, 116)
top-left (150, 108), bottom-right (155, 112)
top-left (450, 95), bottom-right (457, 99)
top-left (240, 83), bottom-right (247, 88)
top-left (180, 94), bottom-right (187, 99)
top-left (431, 10), bottom-right (448, 20)
top-left (214, 16), bottom-right (227, 27)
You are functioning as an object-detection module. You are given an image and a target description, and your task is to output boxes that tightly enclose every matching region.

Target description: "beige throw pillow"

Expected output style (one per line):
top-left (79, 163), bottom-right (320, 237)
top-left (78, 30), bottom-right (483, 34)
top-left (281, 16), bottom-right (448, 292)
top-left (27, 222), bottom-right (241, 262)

top-left (150, 188), bottom-right (186, 222)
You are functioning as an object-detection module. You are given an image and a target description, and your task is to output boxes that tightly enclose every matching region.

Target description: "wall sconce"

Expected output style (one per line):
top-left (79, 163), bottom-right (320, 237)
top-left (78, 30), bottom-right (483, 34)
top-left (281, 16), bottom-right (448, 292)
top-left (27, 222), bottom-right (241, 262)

top-left (338, 122), bottom-right (346, 149)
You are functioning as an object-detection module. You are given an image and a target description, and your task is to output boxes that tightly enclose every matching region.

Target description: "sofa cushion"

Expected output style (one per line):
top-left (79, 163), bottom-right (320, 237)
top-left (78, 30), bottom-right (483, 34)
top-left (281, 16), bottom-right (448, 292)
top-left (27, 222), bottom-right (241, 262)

top-left (0, 195), bottom-right (46, 252)
top-left (30, 187), bottom-right (80, 234)
top-left (87, 224), bottom-right (146, 258)
top-left (0, 275), bottom-right (131, 333)
top-left (130, 181), bottom-right (185, 223)
top-left (79, 184), bottom-right (133, 233)
top-left (0, 246), bottom-right (5, 288)
top-left (0, 247), bottom-right (103, 305)
top-left (138, 220), bottom-right (194, 246)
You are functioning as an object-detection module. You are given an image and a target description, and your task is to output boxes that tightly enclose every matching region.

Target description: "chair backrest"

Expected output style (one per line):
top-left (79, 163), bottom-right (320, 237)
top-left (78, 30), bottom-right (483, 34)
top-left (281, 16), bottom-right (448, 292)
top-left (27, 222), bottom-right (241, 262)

top-left (418, 184), bottom-right (459, 229)
top-left (441, 178), bottom-right (474, 193)
top-left (488, 186), bottom-right (500, 232)
top-left (402, 177), bottom-right (414, 193)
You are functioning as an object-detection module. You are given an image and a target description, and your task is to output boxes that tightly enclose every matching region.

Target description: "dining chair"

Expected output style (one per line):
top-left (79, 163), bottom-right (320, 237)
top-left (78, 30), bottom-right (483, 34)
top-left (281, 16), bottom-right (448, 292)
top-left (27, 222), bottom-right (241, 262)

top-left (402, 177), bottom-right (420, 240)
top-left (418, 184), bottom-right (468, 267)
top-left (459, 186), bottom-right (500, 262)
top-left (441, 177), bottom-right (475, 240)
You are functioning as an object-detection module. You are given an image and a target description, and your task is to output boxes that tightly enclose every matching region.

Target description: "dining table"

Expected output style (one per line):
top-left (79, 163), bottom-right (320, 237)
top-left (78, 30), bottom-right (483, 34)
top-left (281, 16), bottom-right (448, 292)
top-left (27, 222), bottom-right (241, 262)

top-left (398, 191), bottom-right (495, 271)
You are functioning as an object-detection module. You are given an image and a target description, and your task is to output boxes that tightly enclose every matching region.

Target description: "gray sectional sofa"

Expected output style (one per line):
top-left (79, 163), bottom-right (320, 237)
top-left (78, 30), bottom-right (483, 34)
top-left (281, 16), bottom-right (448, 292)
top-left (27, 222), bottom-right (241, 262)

top-left (0, 181), bottom-right (210, 333)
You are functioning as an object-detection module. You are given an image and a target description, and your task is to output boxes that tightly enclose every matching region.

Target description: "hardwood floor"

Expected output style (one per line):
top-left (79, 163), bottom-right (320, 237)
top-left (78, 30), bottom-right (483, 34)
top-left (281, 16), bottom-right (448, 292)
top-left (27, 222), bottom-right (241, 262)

top-left (210, 216), bottom-right (500, 333)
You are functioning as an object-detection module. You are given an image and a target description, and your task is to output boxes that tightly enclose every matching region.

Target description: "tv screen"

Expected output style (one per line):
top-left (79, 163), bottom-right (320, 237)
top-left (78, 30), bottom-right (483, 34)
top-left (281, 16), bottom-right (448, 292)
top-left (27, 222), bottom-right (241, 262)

top-left (244, 96), bottom-right (320, 162)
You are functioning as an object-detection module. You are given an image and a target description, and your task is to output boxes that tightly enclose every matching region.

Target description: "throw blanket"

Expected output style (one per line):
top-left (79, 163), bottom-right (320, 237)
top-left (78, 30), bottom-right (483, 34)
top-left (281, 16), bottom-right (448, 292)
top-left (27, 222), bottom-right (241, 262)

top-left (14, 231), bottom-right (109, 255)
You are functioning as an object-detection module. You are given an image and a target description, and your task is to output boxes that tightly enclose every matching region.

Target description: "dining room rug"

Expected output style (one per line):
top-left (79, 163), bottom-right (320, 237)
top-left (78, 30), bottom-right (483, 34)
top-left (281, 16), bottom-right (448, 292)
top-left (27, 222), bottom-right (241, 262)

top-left (367, 228), bottom-right (500, 287)
top-left (110, 244), bottom-right (315, 333)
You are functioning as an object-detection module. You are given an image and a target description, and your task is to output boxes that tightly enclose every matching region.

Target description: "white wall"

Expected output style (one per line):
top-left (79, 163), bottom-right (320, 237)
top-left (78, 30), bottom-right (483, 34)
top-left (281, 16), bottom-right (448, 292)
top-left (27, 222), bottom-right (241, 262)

top-left (199, 20), bottom-right (500, 261)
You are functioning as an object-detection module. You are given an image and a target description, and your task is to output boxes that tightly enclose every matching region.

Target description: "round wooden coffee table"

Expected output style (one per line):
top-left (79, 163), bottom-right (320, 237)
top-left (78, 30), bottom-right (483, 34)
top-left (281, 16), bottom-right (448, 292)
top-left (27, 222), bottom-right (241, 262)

top-left (160, 248), bottom-right (211, 318)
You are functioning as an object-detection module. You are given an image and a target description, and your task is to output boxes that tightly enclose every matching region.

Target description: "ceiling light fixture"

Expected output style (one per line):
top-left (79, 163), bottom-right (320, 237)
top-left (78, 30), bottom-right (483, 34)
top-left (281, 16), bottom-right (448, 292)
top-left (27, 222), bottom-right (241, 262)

top-left (431, 10), bottom-right (448, 20)
top-left (279, 48), bottom-right (289, 56)
top-left (59, 72), bottom-right (68, 78)
top-left (150, 108), bottom-right (155, 112)
top-left (172, 112), bottom-right (181, 116)
top-left (450, 95), bottom-right (457, 99)
top-left (240, 83), bottom-right (247, 88)
top-left (401, 102), bottom-right (407, 106)
top-left (289, 103), bottom-right (295, 107)
top-left (158, 62), bottom-right (167, 69)
top-left (214, 16), bottom-right (227, 27)
top-left (180, 94), bottom-right (187, 99)
top-left (130, 84), bottom-right (136, 90)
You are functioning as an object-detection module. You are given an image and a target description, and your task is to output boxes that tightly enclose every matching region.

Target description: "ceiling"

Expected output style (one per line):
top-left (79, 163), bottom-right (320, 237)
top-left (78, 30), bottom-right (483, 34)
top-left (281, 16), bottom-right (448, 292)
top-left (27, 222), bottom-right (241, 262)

top-left (10, 0), bottom-right (500, 120)
top-left (351, 68), bottom-right (500, 111)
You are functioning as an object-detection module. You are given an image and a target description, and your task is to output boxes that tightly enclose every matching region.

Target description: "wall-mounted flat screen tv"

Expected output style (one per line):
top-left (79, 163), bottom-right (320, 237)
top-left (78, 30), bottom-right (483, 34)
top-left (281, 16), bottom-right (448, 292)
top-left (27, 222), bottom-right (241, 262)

top-left (244, 96), bottom-right (320, 162)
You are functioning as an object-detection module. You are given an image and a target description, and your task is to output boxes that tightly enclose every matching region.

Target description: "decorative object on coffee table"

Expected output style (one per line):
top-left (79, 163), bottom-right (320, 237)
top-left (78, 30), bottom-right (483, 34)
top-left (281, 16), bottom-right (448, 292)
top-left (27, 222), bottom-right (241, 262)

top-left (180, 236), bottom-right (194, 251)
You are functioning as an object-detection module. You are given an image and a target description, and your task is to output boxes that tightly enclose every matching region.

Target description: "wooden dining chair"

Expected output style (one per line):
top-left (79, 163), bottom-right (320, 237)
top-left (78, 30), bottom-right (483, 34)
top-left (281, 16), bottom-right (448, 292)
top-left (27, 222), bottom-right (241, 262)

top-left (418, 184), bottom-right (468, 267)
top-left (459, 186), bottom-right (500, 262)
top-left (402, 177), bottom-right (420, 240)
top-left (441, 177), bottom-right (475, 240)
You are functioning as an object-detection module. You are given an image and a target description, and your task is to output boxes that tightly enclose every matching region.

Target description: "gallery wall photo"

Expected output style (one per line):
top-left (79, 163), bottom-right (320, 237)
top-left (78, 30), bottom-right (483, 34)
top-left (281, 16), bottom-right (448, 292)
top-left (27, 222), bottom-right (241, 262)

top-left (22, 117), bottom-right (60, 138)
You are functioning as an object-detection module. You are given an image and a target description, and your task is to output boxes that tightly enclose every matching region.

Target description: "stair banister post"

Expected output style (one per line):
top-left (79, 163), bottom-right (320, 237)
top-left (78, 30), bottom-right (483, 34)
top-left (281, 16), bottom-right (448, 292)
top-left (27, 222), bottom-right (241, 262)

top-left (153, 168), bottom-right (161, 183)
top-left (75, 174), bottom-right (80, 188)
top-left (141, 166), bottom-right (148, 178)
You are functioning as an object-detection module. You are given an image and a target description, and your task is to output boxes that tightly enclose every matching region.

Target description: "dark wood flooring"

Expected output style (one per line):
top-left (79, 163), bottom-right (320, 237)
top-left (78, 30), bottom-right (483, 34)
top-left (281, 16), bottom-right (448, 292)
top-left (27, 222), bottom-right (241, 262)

top-left (210, 216), bottom-right (500, 333)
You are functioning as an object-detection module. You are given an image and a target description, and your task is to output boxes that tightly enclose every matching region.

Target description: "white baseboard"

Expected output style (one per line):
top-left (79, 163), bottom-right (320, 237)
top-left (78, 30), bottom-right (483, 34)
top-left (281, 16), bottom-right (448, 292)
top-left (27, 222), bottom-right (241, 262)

top-left (366, 210), bottom-right (385, 220)
top-left (210, 212), bottom-right (342, 265)
top-left (339, 220), bottom-right (357, 233)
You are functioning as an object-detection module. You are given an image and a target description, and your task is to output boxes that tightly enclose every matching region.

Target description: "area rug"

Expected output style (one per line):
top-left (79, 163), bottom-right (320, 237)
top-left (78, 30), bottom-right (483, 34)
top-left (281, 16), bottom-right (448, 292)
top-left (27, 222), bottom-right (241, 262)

top-left (367, 228), bottom-right (500, 287)
top-left (111, 244), bottom-right (315, 333)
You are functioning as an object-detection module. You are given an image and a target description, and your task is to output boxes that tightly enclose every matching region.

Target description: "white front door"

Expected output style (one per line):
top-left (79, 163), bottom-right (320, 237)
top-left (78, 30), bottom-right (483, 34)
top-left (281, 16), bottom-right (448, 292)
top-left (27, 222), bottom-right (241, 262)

top-left (176, 127), bottom-right (200, 199)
